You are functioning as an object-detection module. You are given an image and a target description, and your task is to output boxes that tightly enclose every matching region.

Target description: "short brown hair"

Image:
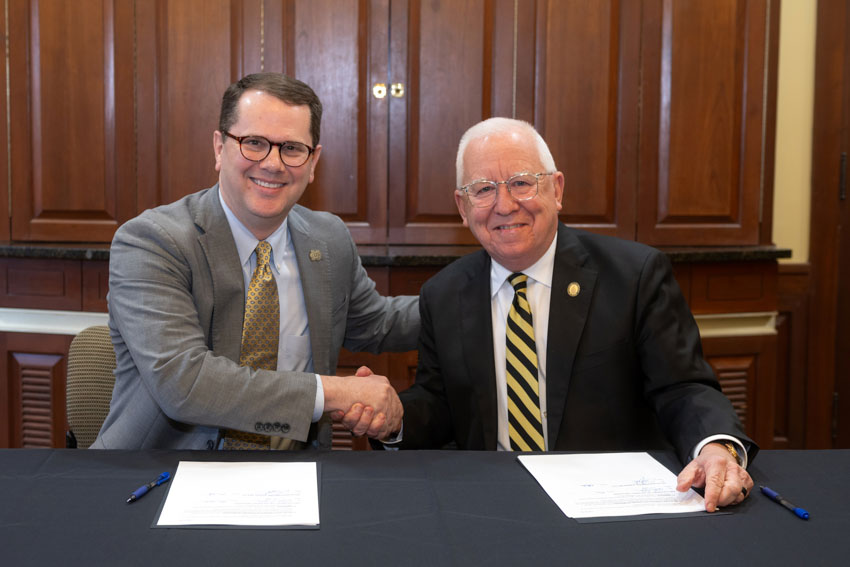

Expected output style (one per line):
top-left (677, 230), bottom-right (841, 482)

top-left (218, 73), bottom-right (323, 146)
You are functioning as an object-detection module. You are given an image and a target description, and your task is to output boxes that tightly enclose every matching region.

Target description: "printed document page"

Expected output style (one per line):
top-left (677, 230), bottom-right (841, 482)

top-left (518, 453), bottom-right (705, 519)
top-left (156, 461), bottom-right (319, 527)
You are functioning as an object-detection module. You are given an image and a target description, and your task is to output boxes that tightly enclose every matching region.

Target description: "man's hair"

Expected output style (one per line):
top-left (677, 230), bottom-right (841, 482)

top-left (455, 117), bottom-right (556, 187)
top-left (218, 73), bottom-right (323, 147)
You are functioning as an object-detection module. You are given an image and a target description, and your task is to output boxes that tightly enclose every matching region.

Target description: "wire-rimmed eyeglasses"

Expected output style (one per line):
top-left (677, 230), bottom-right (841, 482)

top-left (223, 132), bottom-right (315, 167)
top-left (457, 172), bottom-right (554, 208)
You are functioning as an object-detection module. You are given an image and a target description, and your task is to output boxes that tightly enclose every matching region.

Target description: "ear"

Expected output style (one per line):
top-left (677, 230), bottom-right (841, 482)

top-left (307, 144), bottom-right (322, 183)
top-left (213, 131), bottom-right (224, 172)
top-left (454, 191), bottom-right (470, 227)
top-left (552, 171), bottom-right (565, 212)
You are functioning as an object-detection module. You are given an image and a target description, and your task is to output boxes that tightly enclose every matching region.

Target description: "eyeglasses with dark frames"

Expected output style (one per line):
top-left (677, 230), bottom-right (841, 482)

top-left (457, 172), bottom-right (555, 208)
top-left (223, 132), bottom-right (315, 167)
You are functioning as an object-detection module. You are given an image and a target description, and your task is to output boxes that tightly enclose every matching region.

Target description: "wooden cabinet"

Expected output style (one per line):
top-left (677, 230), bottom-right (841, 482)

top-left (0, 0), bottom-right (778, 248)
top-left (0, 331), bottom-right (73, 448)
top-left (636, 0), bottom-right (774, 245)
top-left (529, 0), bottom-right (776, 245)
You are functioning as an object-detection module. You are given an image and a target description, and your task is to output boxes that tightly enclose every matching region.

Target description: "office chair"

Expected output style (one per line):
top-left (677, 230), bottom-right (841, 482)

top-left (65, 325), bottom-right (116, 448)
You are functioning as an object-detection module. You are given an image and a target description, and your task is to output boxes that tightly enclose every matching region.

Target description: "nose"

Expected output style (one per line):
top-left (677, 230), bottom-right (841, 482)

top-left (492, 182), bottom-right (518, 214)
top-left (258, 147), bottom-right (286, 171)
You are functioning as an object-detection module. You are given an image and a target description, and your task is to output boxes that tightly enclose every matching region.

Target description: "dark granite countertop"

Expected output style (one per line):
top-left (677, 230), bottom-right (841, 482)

top-left (0, 242), bottom-right (792, 266)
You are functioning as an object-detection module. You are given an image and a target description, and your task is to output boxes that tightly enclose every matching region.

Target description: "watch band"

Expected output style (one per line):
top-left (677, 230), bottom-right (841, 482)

top-left (717, 441), bottom-right (742, 466)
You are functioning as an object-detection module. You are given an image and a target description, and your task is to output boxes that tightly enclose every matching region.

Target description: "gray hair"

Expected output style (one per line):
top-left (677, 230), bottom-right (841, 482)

top-left (455, 117), bottom-right (556, 187)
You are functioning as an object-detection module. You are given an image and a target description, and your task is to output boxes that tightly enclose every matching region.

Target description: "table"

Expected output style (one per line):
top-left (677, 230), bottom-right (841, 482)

top-left (1, 449), bottom-right (845, 566)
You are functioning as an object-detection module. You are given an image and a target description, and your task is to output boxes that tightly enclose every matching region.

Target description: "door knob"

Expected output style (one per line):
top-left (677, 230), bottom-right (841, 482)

top-left (372, 83), bottom-right (387, 99)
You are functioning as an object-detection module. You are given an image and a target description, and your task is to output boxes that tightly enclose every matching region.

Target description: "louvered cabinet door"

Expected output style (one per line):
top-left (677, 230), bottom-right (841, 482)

top-left (0, 333), bottom-right (73, 448)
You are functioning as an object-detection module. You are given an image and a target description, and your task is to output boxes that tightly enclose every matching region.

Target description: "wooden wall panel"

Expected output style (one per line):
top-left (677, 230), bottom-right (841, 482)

top-left (774, 264), bottom-right (810, 449)
top-left (0, 258), bottom-right (81, 310)
top-left (638, 0), bottom-right (767, 245)
top-left (533, 0), bottom-right (639, 238)
top-left (0, 1), bottom-right (9, 240)
top-left (82, 261), bottom-right (109, 313)
top-left (8, 0), bottom-right (137, 242)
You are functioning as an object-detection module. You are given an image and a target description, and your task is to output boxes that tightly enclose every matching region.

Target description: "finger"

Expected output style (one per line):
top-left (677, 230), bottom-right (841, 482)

top-left (702, 463), bottom-right (727, 512)
top-left (330, 410), bottom-right (345, 422)
top-left (351, 406), bottom-right (375, 437)
top-left (365, 413), bottom-right (388, 439)
top-left (355, 366), bottom-right (372, 377)
top-left (341, 403), bottom-right (364, 430)
top-left (676, 461), bottom-right (699, 492)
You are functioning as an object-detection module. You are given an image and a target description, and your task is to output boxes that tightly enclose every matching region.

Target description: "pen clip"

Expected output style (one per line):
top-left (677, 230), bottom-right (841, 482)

top-left (155, 472), bottom-right (171, 486)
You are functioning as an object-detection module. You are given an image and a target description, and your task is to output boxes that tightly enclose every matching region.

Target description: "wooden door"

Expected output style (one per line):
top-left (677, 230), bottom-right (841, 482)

top-left (637, 0), bottom-right (772, 246)
top-left (386, 0), bottom-right (517, 244)
top-left (8, 0), bottom-right (137, 242)
top-left (266, 0), bottom-right (391, 244)
top-left (530, 0), bottom-right (640, 239)
top-left (810, 0), bottom-right (850, 448)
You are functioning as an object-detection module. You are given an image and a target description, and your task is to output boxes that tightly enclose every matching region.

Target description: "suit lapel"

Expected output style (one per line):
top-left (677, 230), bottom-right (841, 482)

top-left (459, 252), bottom-right (499, 450)
top-left (287, 208), bottom-right (333, 375)
top-left (545, 224), bottom-right (597, 447)
top-left (194, 185), bottom-right (244, 361)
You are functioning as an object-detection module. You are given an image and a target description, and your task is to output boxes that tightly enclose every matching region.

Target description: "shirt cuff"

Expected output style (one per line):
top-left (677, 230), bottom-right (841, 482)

top-left (692, 434), bottom-right (748, 469)
top-left (312, 374), bottom-right (324, 422)
top-left (380, 422), bottom-right (403, 450)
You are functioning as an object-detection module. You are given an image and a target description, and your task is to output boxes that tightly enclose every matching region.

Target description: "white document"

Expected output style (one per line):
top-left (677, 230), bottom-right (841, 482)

top-left (518, 453), bottom-right (705, 519)
top-left (156, 461), bottom-right (319, 527)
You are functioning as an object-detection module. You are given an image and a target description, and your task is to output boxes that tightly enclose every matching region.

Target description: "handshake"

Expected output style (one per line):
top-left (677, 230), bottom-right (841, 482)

top-left (322, 366), bottom-right (402, 441)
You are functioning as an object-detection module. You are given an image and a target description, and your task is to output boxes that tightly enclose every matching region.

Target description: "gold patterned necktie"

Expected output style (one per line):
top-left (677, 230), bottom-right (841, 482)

top-left (506, 272), bottom-right (545, 451)
top-left (222, 241), bottom-right (279, 450)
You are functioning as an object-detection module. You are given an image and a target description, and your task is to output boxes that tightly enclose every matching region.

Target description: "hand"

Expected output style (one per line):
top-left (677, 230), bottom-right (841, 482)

top-left (323, 366), bottom-right (402, 440)
top-left (676, 443), bottom-right (753, 512)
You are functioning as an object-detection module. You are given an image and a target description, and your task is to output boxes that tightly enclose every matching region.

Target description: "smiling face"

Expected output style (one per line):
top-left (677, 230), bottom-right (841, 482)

top-left (455, 130), bottom-right (564, 272)
top-left (213, 89), bottom-right (322, 239)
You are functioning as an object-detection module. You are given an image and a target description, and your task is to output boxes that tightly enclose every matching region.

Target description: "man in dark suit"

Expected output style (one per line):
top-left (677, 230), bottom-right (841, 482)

top-left (356, 117), bottom-right (755, 512)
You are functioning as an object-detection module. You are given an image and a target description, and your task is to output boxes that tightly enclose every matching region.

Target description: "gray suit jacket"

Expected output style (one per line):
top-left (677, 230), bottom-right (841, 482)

top-left (92, 186), bottom-right (418, 449)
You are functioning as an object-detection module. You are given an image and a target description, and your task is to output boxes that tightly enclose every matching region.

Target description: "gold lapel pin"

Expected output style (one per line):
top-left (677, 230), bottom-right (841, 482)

top-left (567, 282), bottom-right (580, 297)
top-left (309, 249), bottom-right (322, 262)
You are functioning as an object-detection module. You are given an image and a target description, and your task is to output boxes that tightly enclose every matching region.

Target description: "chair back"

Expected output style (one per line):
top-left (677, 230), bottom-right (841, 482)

top-left (66, 325), bottom-right (116, 448)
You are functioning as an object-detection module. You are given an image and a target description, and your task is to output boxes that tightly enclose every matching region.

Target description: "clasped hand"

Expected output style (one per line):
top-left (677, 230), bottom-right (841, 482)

top-left (324, 366), bottom-right (402, 440)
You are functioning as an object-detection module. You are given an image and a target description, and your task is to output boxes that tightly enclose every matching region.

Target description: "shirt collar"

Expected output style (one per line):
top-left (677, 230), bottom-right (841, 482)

top-left (490, 232), bottom-right (558, 298)
top-left (218, 188), bottom-right (289, 269)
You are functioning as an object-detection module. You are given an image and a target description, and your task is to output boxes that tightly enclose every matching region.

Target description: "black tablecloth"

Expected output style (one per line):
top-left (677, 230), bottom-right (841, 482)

top-left (0, 449), bottom-right (844, 566)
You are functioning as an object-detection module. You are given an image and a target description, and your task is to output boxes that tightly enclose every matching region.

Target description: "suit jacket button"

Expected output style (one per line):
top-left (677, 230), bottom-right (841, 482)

top-left (254, 422), bottom-right (263, 432)
top-left (206, 440), bottom-right (215, 450)
top-left (273, 422), bottom-right (281, 431)
top-left (264, 423), bottom-right (273, 432)
top-left (281, 423), bottom-right (290, 433)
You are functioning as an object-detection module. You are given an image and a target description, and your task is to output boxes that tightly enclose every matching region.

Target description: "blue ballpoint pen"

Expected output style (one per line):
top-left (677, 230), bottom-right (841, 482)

top-left (759, 485), bottom-right (810, 520)
top-left (126, 472), bottom-right (171, 503)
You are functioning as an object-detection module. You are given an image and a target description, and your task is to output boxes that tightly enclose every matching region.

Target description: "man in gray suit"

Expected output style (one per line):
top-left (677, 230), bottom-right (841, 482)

top-left (93, 73), bottom-right (418, 450)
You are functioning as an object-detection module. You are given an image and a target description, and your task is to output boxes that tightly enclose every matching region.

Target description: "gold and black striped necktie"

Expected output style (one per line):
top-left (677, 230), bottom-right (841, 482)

top-left (506, 272), bottom-right (545, 451)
